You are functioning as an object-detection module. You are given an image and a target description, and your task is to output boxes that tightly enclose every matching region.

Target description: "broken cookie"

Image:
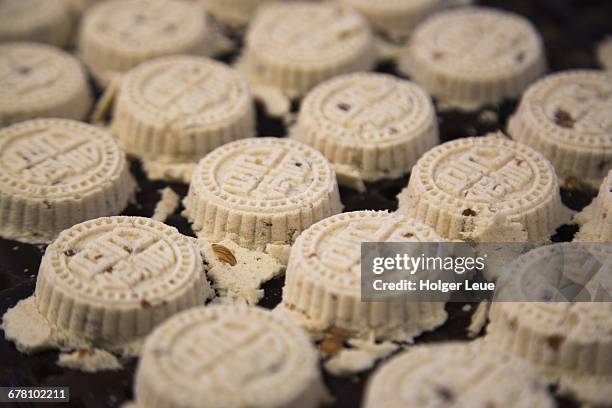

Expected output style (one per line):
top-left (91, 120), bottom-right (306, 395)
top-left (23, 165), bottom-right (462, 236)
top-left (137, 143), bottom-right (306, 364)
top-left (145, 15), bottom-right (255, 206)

top-left (397, 133), bottom-right (571, 243)
top-left (2, 216), bottom-right (212, 362)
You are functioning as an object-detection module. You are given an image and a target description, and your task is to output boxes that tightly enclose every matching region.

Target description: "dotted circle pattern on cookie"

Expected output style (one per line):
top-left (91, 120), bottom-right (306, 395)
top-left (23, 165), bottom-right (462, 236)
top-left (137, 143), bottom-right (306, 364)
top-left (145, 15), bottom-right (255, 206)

top-left (281, 211), bottom-right (447, 339)
top-left (135, 306), bottom-right (324, 408)
top-left (363, 342), bottom-right (555, 408)
top-left (0, 0), bottom-right (72, 47)
top-left (38, 216), bottom-right (202, 304)
top-left (0, 43), bottom-right (92, 126)
top-left (111, 55), bottom-right (254, 163)
top-left (414, 136), bottom-right (554, 212)
top-left (121, 56), bottom-right (252, 121)
top-left (397, 135), bottom-right (567, 242)
top-left (299, 73), bottom-right (435, 145)
top-left (508, 70), bottom-right (612, 187)
top-left (294, 73), bottom-right (438, 181)
top-left (290, 211), bottom-right (442, 292)
top-left (190, 137), bottom-right (339, 211)
top-left (0, 119), bottom-right (127, 199)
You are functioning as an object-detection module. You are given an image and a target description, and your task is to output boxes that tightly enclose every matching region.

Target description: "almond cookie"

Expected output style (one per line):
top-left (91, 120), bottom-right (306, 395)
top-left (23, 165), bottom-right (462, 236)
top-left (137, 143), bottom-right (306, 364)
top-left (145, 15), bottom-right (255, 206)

top-left (400, 6), bottom-right (546, 111)
top-left (240, 2), bottom-right (376, 99)
top-left (132, 305), bottom-right (326, 408)
top-left (32, 216), bottom-right (210, 348)
top-left (198, 0), bottom-right (271, 28)
top-left (293, 73), bottom-right (438, 190)
top-left (0, 43), bottom-right (92, 127)
top-left (397, 133), bottom-right (571, 243)
top-left (185, 137), bottom-right (343, 250)
top-left (35, 216), bottom-right (211, 344)
top-left (0, 0), bottom-right (72, 48)
top-left (574, 169), bottom-right (612, 242)
top-left (507, 70), bottom-right (612, 189)
top-left (487, 300), bottom-right (612, 406)
top-left (338, 0), bottom-right (471, 42)
top-left (109, 55), bottom-right (255, 181)
top-left (2, 217), bottom-right (212, 357)
top-left (78, 0), bottom-right (219, 87)
top-left (363, 342), bottom-right (554, 408)
top-left (0, 119), bottom-right (135, 244)
top-left (280, 210), bottom-right (447, 341)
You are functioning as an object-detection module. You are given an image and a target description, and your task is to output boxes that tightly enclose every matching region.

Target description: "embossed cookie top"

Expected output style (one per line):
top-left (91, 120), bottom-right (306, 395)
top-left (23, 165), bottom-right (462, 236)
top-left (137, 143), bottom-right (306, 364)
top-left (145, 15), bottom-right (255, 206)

top-left (0, 119), bottom-right (126, 199)
top-left (410, 7), bottom-right (542, 77)
top-left (247, 2), bottom-right (372, 64)
top-left (413, 136), bottom-right (557, 214)
top-left (42, 217), bottom-right (202, 305)
top-left (0, 43), bottom-right (87, 111)
top-left (293, 211), bottom-right (442, 291)
top-left (191, 138), bottom-right (336, 212)
top-left (118, 56), bottom-right (252, 125)
top-left (364, 343), bottom-right (554, 408)
top-left (299, 73), bottom-right (435, 145)
top-left (138, 306), bottom-right (318, 405)
top-left (81, 0), bottom-right (207, 53)
top-left (516, 70), bottom-right (612, 149)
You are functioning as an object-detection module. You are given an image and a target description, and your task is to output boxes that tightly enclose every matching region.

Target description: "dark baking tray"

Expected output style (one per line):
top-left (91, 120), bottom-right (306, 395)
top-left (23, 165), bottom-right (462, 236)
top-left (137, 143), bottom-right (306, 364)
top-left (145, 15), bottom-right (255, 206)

top-left (0, 0), bottom-right (609, 406)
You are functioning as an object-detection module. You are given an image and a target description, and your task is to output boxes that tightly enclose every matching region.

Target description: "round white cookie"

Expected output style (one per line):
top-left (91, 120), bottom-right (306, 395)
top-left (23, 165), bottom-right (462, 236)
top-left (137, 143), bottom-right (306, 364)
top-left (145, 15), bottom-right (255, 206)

top-left (185, 137), bottom-right (343, 250)
top-left (0, 0), bottom-right (72, 48)
top-left (35, 216), bottom-right (211, 346)
top-left (488, 300), bottom-right (612, 406)
top-left (363, 342), bottom-right (554, 408)
top-left (507, 70), bottom-right (612, 189)
top-left (241, 2), bottom-right (376, 98)
top-left (0, 119), bottom-right (135, 244)
top-left (281, 210), bottom-right (447, 340)
top-left (293, 73), bottom-right (438, 187)
top-left (575, 169), bottom-right (612, 242)
top-left (199, 0), bottom-right (271, 28)
top-left (337, 0), bottom-right (471, 42)
top-left (134, 305), bottom-right (325, 408)
top-left (110, 56), bottom-right (255, 172)
top-left (78, 0), bottom-right (217, 87)
top-left (397, 134), bottom-right (570, 243)
top-left (0, 42), bottom-right (92, 127)
top-left (400, 6), bottom-right (546, 110)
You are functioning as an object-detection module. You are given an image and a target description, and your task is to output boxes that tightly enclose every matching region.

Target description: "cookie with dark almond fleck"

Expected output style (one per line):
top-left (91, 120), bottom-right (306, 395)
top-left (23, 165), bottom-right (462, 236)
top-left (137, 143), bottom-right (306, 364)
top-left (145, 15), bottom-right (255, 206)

top-left (508, 70), bottom-right (612, 190)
